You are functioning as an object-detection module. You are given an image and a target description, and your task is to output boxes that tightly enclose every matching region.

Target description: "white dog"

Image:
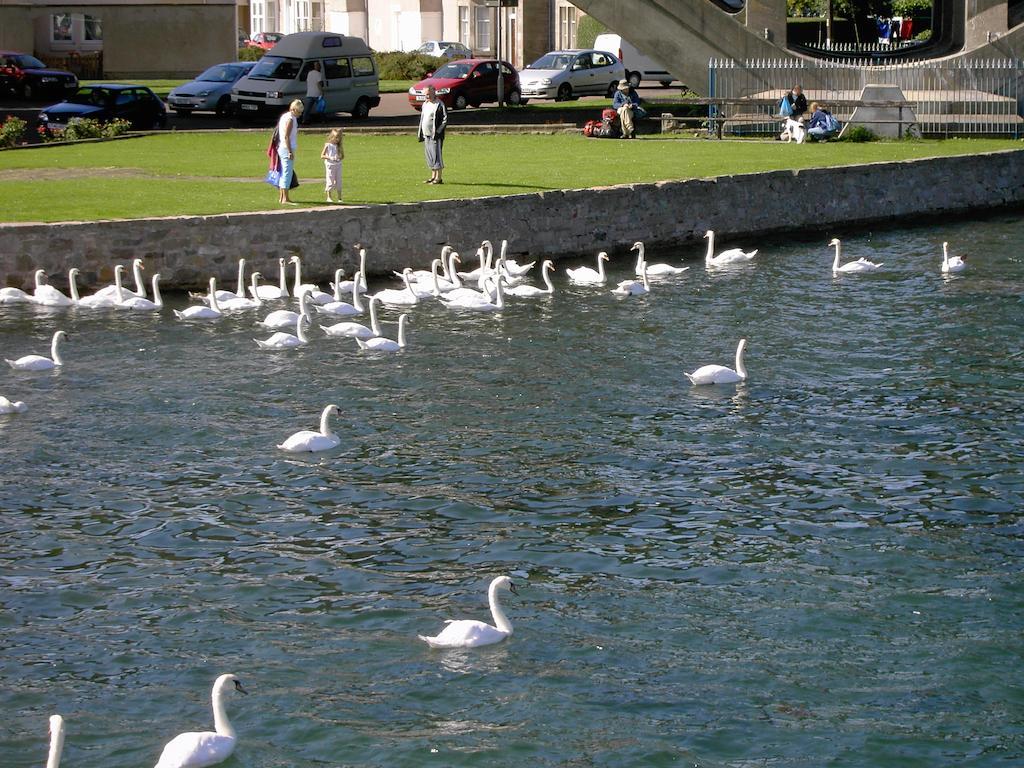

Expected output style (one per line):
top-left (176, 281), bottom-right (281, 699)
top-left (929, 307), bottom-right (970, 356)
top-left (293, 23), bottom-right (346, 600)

top-left (780, 117), bottom-right (806, 144)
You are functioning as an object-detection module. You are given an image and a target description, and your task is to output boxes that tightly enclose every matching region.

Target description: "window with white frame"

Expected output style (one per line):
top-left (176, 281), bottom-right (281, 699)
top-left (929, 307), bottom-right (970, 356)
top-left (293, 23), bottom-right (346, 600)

top-left (51, 13), bottom-right (73, 42)
top-left (458, 6), bottom-right (470, 46)
top-left (252, 0), bottom-right (266, 33)
top-left (296, 0), bottom-right (311, 31)
top-left (474, 6), bottom-right (491, 51)
top-left (558, 6), bottom-right (577, 50)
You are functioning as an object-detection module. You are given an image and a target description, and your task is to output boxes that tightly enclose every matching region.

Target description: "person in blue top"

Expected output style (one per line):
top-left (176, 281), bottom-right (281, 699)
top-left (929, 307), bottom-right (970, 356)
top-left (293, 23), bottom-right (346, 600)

top-left (612, 79), bottom-right (646, 139)
top-left (806, 101), bottom-right (839, 141)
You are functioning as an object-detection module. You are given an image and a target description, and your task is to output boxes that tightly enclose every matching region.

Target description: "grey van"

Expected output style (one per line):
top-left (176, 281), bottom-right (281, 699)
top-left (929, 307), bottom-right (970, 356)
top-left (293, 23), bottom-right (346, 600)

top-left (231, 32), bottom-right (380, 119)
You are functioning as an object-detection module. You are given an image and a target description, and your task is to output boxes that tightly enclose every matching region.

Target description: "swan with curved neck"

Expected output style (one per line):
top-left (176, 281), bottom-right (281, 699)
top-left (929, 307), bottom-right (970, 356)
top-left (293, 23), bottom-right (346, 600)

top-left (69, 267), bottom-right (118, 308)
top-left (0, 395), bottom-right (29, 414)
top-left (6, 330), bottom-right (68, 371)
top-left (371, 269), bottom-right (420, 306)
top-left (458, 246), bottom-right (491, 282)
top-left (633, 241), bottom-right (688, 276)
top-left (356, 313), bottom-right (408, 352)
top-left (612, 260), bottom-right (650, 296)
top-left (94, 258), bottom-right (146, 300)
top-left (251, 258), bottom-right (289, 299)
top-left (336, 249), bottom-right (369, 294)
top-left (440, 274), bottom-right (505, 310)
top-left (323, 294), bottom-right (382, 339)
top-left (174, 278), bottom-right (222, 320)
top-left (705, 230), bottom-right (757, 266)
top-left (430, 256), bottom-right (464, 293)
top-left (290, 256), bottom-right (331, 304)
top-left (318, 269), bottom-right (366, 315)
top-left (254, 309), bottom-right (309, 349)
top-left (685, 339), bottom-right (748, 385)
top-left (419, 575), bottom-right (520, 648)
top-left (118, 274), bottom-right (164, 311)
top-left (218, 273), bottom-right (263, 310)
top-left (506, 260), bottom-right (555, 297)
top-left (258, 291), bottom-right (311, 329)
top-left (46, 714), bottom-right (65, 768)
top-left (277, 404), bottom-right (342, 452)
top-left (153, 673), bottom-right (247, 768)
top-left (566, 252), bottom-right (609, 285)
top-left (830, 238), bottom-right (883, 273)
top-left (32, 270), bottom-right (74, 307)
top-left (941, 241), bottom-right (966, 274)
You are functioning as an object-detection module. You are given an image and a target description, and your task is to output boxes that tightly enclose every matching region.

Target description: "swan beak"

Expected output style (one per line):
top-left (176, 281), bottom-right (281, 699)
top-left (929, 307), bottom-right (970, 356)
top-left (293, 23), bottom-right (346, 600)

top-left (234, 680), bottom-right (249, 695)
top-left (509, 583), bottom-right (519, 596)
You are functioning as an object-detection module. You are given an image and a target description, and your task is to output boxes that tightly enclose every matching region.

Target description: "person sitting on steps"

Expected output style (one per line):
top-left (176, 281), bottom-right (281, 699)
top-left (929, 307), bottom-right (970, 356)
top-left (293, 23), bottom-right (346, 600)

top-left (612, 79), bottom-right (646, 139)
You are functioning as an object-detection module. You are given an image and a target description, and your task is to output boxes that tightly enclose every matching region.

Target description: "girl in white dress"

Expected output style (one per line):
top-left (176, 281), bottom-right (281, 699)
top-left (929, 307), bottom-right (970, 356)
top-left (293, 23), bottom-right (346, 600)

top-left (320, 127), bottom-right (343, 203)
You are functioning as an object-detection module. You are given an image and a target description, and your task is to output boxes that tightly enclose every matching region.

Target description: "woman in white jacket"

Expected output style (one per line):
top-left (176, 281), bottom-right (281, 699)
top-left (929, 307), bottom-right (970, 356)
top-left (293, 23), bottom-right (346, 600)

top-left (417, 86), bottom-right (448, 184)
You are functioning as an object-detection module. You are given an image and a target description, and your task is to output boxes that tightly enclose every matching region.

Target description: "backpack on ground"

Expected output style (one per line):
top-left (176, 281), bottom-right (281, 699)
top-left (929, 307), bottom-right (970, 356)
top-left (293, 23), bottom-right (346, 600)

top-left (595, 118), bottom-right (621, 139)
top-left (823, 111), bottom-right (840, 133)
top-left (583, 120), bottom-right (598, 137)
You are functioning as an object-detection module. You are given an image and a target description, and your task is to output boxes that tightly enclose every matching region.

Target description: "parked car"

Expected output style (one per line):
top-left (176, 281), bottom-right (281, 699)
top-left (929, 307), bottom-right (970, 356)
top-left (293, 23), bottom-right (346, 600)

top-left (0, 51), bottom-right (78, 100)
top-left (249, 32), bottom-right (285, 50)
top-left (518, 49), bottom-right (625, 102)
top-left (167, 61), bottom-right (257, 116)
top-left (415, 41), bottom-right (473, 60)
top-left (232, 32), bottom-right (380, 119)
top-left (593, 33), bottom-right (680, 88)
top-left (38, 84), bottom-right (167, 131)
top-left (408, 59), bottom-right (520, 110)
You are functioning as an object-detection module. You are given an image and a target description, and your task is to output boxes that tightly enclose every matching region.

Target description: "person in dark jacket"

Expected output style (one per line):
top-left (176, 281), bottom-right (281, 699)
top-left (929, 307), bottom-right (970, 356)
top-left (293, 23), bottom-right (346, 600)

top-left (417, 85), bottom-right (448, 184)
top-left (612, 79), bottom-right (646, 138)
top-left (784, 85), bottom-right (808, 120)
top-left (806, 101), bottom-right (838, 141)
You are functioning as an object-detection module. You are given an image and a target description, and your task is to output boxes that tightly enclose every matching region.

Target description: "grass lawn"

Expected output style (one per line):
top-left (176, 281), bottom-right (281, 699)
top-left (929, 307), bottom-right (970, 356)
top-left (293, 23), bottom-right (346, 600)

top-left (0, 132), bottom-right (1019, 223)
top-left (380, 80), bottom-right (415, 93)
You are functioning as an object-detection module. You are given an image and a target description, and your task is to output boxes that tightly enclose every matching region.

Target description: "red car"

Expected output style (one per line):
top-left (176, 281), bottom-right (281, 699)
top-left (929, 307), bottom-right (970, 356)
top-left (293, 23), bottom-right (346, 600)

top-left (248, 32), bottom-right (284, 51)
top-left (408, 59), bottom-right (521, 111)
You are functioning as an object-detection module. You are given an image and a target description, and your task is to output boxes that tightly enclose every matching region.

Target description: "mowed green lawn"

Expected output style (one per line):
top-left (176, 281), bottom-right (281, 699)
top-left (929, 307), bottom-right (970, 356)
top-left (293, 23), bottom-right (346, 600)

top-left (0, 132), bottom-right (1019, 223)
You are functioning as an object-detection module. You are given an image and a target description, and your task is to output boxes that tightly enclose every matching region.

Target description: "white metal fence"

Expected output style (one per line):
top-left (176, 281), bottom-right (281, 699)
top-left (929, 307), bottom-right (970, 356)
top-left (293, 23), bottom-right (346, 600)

top-left (707, 57), bottom-right (1024, 137)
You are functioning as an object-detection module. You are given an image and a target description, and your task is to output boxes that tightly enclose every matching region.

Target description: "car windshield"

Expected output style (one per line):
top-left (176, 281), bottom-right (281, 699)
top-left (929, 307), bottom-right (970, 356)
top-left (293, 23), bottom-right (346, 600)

top-left (527, 53), bottom-right (571, 70)
top-left (196, 65), bottom-right (246, 83)
top-left (432, 62), bottom-right (472, 79)
top-left (248, 55), bottom-right (302, 80)
top-left (415, 44), bottom-right (434, 54)
top-left (12, 54), bottom-right (48, 69)
top-left (65, 87), bottom-right (113, 106)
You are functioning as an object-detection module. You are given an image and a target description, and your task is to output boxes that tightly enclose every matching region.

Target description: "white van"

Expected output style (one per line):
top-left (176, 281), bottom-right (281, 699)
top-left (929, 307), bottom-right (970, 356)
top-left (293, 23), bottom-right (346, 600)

top-left (231, 32), bottom-right (380, 119)
top-left (593, 33), bottom-right (679, 88)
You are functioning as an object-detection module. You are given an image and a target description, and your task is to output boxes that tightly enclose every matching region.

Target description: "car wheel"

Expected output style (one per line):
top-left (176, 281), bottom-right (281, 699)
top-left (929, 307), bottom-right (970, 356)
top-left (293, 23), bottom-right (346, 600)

top-left (454, 93), bottom-right (468, 110)
top-left (507, 89), bottom-right (522, 106)
top-left (628, 71), bottom-right (641, 89)
top-left (468, 98), bottom-right (481, 109)
top-left (20, 82), bottom-right (33, 100)
top-left (173, 108), bottom-right (193, 117)
top-left (556, 83), bottom-right (572, 102)
top-left (215, 96), bottom-right (232, 117)
top-left (351, 97), bottom-right (371, 119)
top-left (518, 98), bottom-right (529, 106)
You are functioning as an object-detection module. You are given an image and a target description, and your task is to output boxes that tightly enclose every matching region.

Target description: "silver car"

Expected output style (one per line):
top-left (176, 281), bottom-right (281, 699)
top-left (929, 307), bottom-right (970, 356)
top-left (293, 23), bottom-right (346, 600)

top-left (416, 41), bottom-right (474, 60)
top-left (167, 62), bottom-right (256, 116)
top-left (518, 49), bottom-right (626, 102)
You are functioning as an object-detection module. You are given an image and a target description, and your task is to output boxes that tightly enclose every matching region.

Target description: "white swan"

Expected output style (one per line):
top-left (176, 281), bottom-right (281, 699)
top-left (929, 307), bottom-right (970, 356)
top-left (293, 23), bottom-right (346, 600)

top-left (612, 260), bottom-right (650, 296)
top-left (0, 283), bottom-right (32, 303)
top-left (277, 404), bottom-right (342, 452)
top-left (941, 241), bottom-right (967, 274)
top-left (705, 230), bottom-right (757, 266)
top-left (334, 249), bottom-right (369, 295)
top-left (419, 575), bottom-right (519, 649)
top-left (192, 258), bottom-right (246, 303)
top-left (31, 270), bottom-right (74, 307)
top-left (633, 241), bottom-right (688, 276)
top-left (68, 267), bottom-right (119, 308)
top-left (440, 274), bottom-right (505, 311)
top-left (428, 256), bottom-right (465, 294)
top-left (401, 245), bottom-right (453, 285)
top-left (356, 313), bottom-right (408, 352)
top-left (0, 395), bottom-right (28, 414)
top-left (250, 258), bottom-right (289, 300)
top-left (174, 278), bottom-right (222, 320)
top-left (317, 269), bottom-right (365, 316)
top-left (830, 238), bottom-right (883, 273)
top-left (289, 256), bottom-right (332, 304)
top-left (118, 274), bottom-right (164, 311)
top-left (93, 258), bottom-right (146, 300)
top-left (257, 292), bottom-right (312, 329)
top-left (506, 260), bottom-right (555, 297)
top-left (371, 269), bottom-right (420, 306)
top-left (153, 674), bottom-right (247, 768)
top-left (685, 339), bottom-right (748, 385)
top-left (6, 330), bottom-right (68, 371)
top-left (457, 246), bottom-right (491, 282)
top-left (218, 273), bottom-right (263, 311)
top-left (566, 252), bottom-right (609, 285)
top-left (254, 312), bottom-right (309, 349)
top-left (323, 294), bottom-right (381, 339)
top-left (47, 714), bottom-right (65, 768)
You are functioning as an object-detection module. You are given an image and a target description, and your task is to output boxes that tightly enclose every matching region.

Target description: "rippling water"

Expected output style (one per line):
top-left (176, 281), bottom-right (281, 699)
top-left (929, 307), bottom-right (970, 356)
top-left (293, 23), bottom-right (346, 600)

top-left (1, 214), bottom-right (1023, 768)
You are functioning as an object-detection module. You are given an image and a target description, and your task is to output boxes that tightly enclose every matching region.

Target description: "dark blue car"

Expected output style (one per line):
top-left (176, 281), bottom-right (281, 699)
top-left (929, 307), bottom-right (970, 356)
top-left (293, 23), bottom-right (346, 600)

top-left (39, 84), bottom-right (167, 131)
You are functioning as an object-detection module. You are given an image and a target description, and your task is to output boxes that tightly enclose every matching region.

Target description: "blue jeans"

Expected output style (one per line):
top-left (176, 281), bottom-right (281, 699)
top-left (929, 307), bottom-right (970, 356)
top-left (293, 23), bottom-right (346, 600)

top-left (279, 152), bottom-right (294, 189)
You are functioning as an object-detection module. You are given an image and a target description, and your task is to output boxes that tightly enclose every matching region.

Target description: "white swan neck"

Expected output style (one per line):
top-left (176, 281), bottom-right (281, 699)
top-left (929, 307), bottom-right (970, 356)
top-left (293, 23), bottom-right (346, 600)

top-left (942, 242), bottom-right (949, 268)
top-left (735, 340), bottom-right (747, 379)
top-left (359, 250), bottom-right (367, 282)
top-left (353, 272), bottom-right (364, 311)
top-left (495, 276), bottom-right (504, 308)
top-left (209, 280), bottom-right (221, 312)
top-left (68, 271), bottom-right (80, 303)
top-left (152, 276), bottom-right (163, 308)
top-left (133, 261), bottom-right (146, 298)
top-left (448, 254), bottom-right (462, 288)
top-left (296, 315), bottom-right (308, 343)
top-left (319, 406), bottom-right (336, 437)
top-left (235, 259), bottom-right (245, 296)
top-left (397, 315), bottom-right (407, 347)
top-left (292, 258), bottom-right (302, 294)
top-left (279, 258), bottom-right (288, 295)
top-left (488, 580), bottom-right (513, 635)
top-left (402, 271), bottom-right (417, 300)
top-left (369, 298), bottom-right (381, 335)
top-left (641, 262), bottom-right (650, 290)
top-left (211, 678), bottom-right (236, 739)
top-left (46, 717), bottom-right (64, 768)
top-left (51, 333), bottom-right (63, 366)
top-left (114, 267), bottom-right (125, 303)
top-left (705, 231), bottom-right (715, 262)
top-left (333, 269), bottom-right (344, 301)
top-left (431, 259), bottom-right (442, 294)
top-left (598, 255), bottom-right (606, 280)
top-left (35, 270), bottom-right (45, 290)
top-left (543, 263), bottom-right (554, 292)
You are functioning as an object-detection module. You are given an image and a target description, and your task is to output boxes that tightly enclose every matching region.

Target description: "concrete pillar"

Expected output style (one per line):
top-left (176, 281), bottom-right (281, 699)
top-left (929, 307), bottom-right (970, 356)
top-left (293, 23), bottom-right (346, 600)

top-left (744, 0), bottom-right (786, 48)
top-left (520, 0), bottom-right (551, 69)
top-left (964, 0), bottom-right (1009, 49)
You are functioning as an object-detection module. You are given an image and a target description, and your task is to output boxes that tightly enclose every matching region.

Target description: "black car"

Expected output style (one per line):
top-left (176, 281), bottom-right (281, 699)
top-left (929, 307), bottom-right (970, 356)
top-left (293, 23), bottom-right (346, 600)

top-left (39, 84), bottom-right (168, 131)
top-left (0, 51), bottom-right (78, 100)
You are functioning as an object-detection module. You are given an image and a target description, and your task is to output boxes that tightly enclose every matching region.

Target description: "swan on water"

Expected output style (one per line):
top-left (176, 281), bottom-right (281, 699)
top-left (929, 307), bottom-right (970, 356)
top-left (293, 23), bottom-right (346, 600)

top-left (0, 282), bottom-right (32, 303)
top-left (402, 245), bottom-right (453, 284)
top-left (254, 312), bottom-right (309, 349)
top-left (830, 238), bottom-right (883, 273)
top-left (93, 258), bottom-right (146, 300)
top-left (356, 313), bottom-right (408, 352)
top-left (257, 292), bottom-right (312, 329)
top-left (371, 269), bottom-right (420, 306)
top-left (419, 575), bottom-right (519, 649)
top-left (174, 278), bottom-right (223, 320)
top-left (289, 256), bottom-right (332, 304)
top-left (323, 294), bottom-right (381, 339)
top-left (277, 404), bottom-right (342, 452)
top-left (429, 255), bottom-right (465, 294)
top-left (612, 260), bottom-right (650, 296)
top-left (566, 252), bottom-right (609, 285)
top-left (217, 273), bottom-right (264, 311)
top-left (118, 273), bottom-right (164, 311)
top-left (685, 339), bottom-right (748, 385)
top-left (457, 246), bottom-right (491, 282)
top-left (6, 330), bottom-right (68, 371)
top-left (192, 258), bottom-right (247, 303)
top-left (317, 269), bottom-right (365, 316)
top-left (633, 241), bottom-right (688, 276)
top-left (440, 274), bottom-right (505, 311)
top-left (31, 270), bottom-right (75, 307)
top-left (705, 230), bottom-right (757, 266)
top-left (0, 395), bottom-right (28, 414)
top-left (506, 260), bottom-right (555, 297)
top-left (250, 258), bottom-right (290, 300)
top-left (153, 674), bottom-right (247, 768)
top-left (68, 267), bottom-right (119, 308)
top-left (46, 714), bottom-right (65, 768)
top-left (334, 249), bottom-right (369, 295)
top-left (941, 241), bottom-right (967, 274)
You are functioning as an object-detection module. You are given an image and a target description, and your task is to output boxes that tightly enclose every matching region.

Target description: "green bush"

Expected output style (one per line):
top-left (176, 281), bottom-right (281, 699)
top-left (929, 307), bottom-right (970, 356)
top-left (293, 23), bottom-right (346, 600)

top-left (0, 116), bottom-right (26, 148)
top-left (373, 51), bottom-right (447, 81)
top-left (238, 46), bottom-right (264, 62)
top-left (842, 125), bottom-right (876, 142)
top-left (576, 15), bottom-right (608, 49)
top-left (62, 118), bottom-right (104, 141)
top-left (101, 119), bottom-right (133, 138)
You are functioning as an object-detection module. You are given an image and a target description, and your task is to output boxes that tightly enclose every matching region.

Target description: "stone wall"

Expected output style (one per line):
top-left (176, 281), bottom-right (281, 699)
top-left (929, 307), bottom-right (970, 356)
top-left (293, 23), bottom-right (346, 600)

top-left (2, 150), bottom-right (1023, 292)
